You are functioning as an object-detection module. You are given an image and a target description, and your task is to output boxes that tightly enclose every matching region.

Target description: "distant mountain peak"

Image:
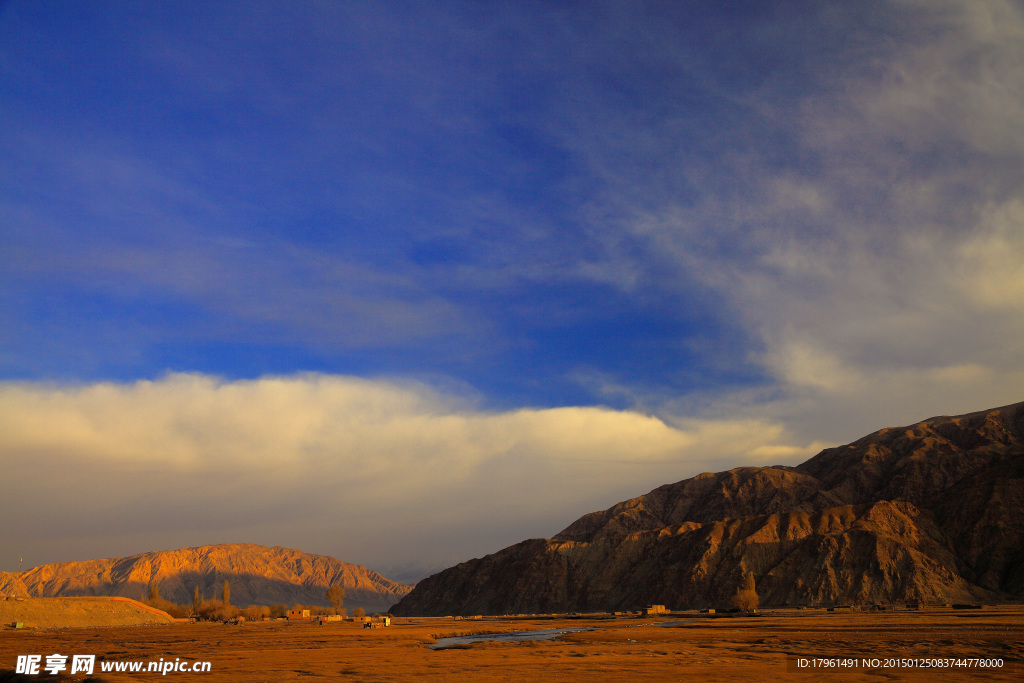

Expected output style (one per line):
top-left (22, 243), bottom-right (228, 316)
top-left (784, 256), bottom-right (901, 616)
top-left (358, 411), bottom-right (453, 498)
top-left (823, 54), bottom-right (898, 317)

top-left (0, 543), bottom-right (412, 613)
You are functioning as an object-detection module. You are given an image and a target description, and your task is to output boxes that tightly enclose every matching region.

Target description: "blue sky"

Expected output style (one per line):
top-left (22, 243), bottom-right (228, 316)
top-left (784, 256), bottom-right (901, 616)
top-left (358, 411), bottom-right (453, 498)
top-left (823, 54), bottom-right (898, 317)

top-left (2, 0), bottom-right (767, 404)
top-left (2, 1), bottom-right (1023, 580)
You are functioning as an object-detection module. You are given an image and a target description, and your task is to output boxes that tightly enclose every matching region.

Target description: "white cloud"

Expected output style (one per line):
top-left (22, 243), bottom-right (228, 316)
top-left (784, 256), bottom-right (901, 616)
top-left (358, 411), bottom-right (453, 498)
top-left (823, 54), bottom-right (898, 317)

top-left (955, 200), bottom-right (1024, 310)
top-left (0, 373), bottom-right (824, 572)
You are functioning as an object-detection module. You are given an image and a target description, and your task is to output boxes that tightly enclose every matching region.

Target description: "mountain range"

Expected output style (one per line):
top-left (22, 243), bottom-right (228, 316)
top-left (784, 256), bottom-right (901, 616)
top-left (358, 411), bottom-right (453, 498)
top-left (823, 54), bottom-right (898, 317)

top-left (391, 401), bottom-right (1024, 615)
top-left (0, 543), bottom-right (412, 614)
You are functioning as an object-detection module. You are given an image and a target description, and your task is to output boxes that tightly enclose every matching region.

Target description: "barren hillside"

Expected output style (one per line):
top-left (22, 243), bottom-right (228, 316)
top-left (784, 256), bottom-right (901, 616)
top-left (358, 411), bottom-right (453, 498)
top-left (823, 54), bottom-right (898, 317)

top-left (0, 544), bottom-right (412, 614)
top-left (393, 401), bottom-right (1024, 615)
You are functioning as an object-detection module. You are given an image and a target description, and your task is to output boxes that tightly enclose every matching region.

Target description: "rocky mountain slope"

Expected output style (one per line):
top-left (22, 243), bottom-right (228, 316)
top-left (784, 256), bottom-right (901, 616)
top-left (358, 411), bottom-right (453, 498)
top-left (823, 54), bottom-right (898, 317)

top-left (392, 401), bottom-right (1024, 615)
top-left (0, 544), bottom-right (412, 613)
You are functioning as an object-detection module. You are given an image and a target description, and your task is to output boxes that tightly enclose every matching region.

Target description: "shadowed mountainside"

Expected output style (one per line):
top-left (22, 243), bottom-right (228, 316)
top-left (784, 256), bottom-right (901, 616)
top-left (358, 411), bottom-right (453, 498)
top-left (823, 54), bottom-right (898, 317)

top-left (0, 544), bottom-right (412, 614)
top-left (392, 401), bottom-right (1024, 615)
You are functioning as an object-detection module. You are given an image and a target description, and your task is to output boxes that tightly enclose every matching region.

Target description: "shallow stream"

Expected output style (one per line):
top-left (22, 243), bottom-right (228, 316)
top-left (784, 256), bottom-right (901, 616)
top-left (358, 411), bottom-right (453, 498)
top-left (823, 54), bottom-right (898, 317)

top-left (429, 627), bottom-right (592, 649)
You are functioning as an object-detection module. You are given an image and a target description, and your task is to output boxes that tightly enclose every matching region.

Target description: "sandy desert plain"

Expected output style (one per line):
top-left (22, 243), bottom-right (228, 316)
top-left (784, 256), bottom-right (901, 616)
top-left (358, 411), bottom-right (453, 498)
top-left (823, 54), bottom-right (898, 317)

top-left (1, 600), bottom-right (1022, 682)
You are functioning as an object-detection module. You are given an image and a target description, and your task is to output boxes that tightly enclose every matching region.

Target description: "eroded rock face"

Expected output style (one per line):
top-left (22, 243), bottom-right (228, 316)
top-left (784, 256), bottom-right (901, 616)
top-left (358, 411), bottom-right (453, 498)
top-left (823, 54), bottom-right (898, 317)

top-left (0, 544), bottom-right (412, 613)
top-left (392, 401), bottom-right (1024, 615)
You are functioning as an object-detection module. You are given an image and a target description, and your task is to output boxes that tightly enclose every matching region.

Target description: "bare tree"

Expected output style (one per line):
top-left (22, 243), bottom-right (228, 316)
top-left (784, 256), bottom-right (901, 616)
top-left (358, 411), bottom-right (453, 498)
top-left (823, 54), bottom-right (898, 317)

top-left (731, 571), bottom-right (759, 611)
top-left (223, 579), bottom-right (231, 606)
top-left (326, 585), bottom-right (345, 614)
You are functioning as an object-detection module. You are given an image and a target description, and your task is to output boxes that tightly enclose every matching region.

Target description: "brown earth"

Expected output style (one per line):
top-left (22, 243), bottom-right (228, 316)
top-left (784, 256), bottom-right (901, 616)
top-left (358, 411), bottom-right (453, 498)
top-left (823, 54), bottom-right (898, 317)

top-left (0, 597), bottom-right (175, 630)
top-left (0, 544), bottom-right (411, 614)
top-left (0, 607), bottom-right (1020, 681)
top-left (394, 401), bottom-right (1024, 615)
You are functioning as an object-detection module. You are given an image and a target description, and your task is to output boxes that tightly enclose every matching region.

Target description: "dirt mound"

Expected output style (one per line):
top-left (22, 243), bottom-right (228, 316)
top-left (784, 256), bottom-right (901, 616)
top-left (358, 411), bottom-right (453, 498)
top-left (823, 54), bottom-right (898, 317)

top-left (0, 597), bottom-right (176, 630)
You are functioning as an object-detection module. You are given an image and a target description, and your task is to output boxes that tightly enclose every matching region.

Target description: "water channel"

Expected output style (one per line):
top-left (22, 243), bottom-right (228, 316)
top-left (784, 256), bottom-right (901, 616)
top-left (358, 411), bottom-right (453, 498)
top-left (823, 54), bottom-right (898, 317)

top-left (428, 619), bottom-right (699, 649)
top-left (429, 627), bottom-right (593, 649)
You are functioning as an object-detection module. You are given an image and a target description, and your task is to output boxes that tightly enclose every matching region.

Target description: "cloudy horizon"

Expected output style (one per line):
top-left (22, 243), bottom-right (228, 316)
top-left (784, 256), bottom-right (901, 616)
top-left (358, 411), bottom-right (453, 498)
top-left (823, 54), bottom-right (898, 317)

top-left (2, 1), bottom-right (1022, 581)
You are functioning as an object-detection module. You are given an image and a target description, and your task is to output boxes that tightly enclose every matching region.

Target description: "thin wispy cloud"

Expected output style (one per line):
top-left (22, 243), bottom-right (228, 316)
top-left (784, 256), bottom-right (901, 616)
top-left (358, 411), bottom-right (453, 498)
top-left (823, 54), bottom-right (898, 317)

top-left (564, 0), bottom-right (1024, 437)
